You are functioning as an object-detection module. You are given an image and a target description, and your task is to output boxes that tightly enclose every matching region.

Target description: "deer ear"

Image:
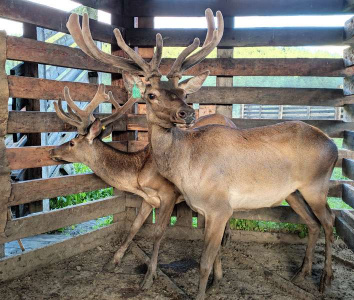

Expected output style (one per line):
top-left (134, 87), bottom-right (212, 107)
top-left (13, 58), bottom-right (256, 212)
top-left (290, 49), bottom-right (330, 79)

top-left (178, 70), bottom-right (209, 95)
top-left (98, 123), bottom-right (113, 140)
top-left (122, 71), bottom-right (146, 96)
top-left (86, 119), bottom-right (102, 144)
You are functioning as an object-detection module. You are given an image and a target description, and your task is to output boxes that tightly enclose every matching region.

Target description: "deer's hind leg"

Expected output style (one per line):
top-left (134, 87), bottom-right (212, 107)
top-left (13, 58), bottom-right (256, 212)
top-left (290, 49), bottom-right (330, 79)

top-left (286, 192), bottom-right (321, 281)
top-left (299, 184), bottom-right (335, 293)
top-left (113, 200), bottom-right (153, 265)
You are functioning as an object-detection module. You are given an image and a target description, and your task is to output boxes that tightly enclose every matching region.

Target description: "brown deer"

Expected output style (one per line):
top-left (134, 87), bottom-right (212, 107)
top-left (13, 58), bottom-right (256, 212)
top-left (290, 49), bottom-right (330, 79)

top-left (49, 84), bottom-right (235, 289)
top-left (66, 10), bottom-right (337, 300)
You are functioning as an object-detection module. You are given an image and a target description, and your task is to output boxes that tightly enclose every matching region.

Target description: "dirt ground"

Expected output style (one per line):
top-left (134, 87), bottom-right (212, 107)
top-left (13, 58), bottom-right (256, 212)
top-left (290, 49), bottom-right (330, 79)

top-left (0, 236), bottom-right (353, 300)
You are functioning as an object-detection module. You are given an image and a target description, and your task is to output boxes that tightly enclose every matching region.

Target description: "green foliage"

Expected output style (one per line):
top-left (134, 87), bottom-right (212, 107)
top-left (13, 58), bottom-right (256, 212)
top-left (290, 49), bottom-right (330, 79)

top-left (93, 216), bottom-right (114, 229)
top-left (49, 163), bottom-right (113, 210)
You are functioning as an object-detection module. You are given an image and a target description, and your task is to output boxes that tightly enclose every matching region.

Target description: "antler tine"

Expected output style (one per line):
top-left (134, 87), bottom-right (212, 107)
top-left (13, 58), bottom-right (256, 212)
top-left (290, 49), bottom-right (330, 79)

top-left (167, 9), bottom-right (224, 81)
top-left (182, 10), bottom-right (224, 71)
top-left (54, 98), bottom-right (81, 129)
top-left (66, 104), bottom-right (82, 122)
top-left (166, 38), bottom-right (200, 80)
top-left (150, 33), bottom-right (163, 73)
top-left (67, 13), bottom-right (143, 73)
top-left (100, 92), bottom-right (139, 127)
top-left (85, 84), bottom-right (109, 113)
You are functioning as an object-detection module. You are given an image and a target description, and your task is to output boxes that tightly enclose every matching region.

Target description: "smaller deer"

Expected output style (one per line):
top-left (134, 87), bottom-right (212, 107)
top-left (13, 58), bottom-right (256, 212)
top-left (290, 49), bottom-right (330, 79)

top-left (50, 84), bottom-right (235, 289)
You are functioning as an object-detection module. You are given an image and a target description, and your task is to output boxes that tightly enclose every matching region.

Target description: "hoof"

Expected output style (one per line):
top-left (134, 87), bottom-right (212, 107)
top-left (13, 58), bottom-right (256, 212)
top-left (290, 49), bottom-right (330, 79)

top-left (102, 259), bottom-right (117, 272)
top-left (140, 271), bottom-right (157, 290)
top-left (113, 251), bottom-right (125, 265)
top-left (207, 278), bottom-right (220, 294)
top-left (319, 271), bottom-right (333, 293)
top-left (291, 268), bottom-right (309, 282)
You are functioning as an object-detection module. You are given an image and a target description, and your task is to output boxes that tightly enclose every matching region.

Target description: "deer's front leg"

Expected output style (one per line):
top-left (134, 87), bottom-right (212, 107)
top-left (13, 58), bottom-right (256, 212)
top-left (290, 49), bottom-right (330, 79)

top-left (141, 192), bottom-right (177, 290)
top-left (104, 201), bottom-right (153, 271)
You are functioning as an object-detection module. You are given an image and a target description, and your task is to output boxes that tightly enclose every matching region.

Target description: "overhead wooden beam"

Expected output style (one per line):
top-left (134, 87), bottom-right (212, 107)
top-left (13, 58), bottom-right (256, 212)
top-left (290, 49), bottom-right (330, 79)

top-left (0, 0), bottom-right (121, 44)
top-left (7, 36), bottom-right (354, 77)
top-left (74, 0), bottom-right (118, 13)
top-left (124, 0), bottom-right (354, 16)
top-left (0, 196), bottom-right (125, 244)
top-left (7, 111), bottom-right (126, 134)
top-left (127, 114), bottom-right (354, 138)
top-left (126, 27), bottom-right (344, 47)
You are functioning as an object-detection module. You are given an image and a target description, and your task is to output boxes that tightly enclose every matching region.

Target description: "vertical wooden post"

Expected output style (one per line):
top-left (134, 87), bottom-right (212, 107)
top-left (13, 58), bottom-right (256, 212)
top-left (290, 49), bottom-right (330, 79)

top-left (22, 24), bottom-right (43, 214)
top-left (0, 31), bottom-right (10, 258)
top-left (110, 1), bottom-right (135, 233)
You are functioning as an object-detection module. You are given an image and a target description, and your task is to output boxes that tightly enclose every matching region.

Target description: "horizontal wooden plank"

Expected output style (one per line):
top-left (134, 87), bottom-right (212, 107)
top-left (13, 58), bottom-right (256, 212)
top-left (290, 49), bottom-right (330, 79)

top-left (124, 0), bottom-right (354, 17)
top-left (8, 76), bottom-right (351, 106)
top-left (6, 36), bottom-right (119, 74)
top-left (0, 222), bottom-right (122, 282)
top-left (343, 158), bottom-right (354, 180)
top-left (127, 115), bottom-right (354, 138)
top-left (335, 214), bottom-right (354, 252)
top-left (8, 76), bottom-right (127, 102)
top-left (343, 184), bottom-right (354, 208)
top-left (186, 87), bottom-right (351, 106)
top-left (75, 0), bottom-right (118, 13)
top-left (0, 0), bottom-right (120, 43)
top-left (338, 149), bottom-right (354, 168)
top-left (127, 27), bottom-right (345, 47)
top-left (7, 111), bottom-right (126, 134)
top-left (0, 196), bottom-right (125, 244)
top-left (6, 141), bottom-right (128, 170)
top-left (343, 130), bottom-right (354, 150)
top-left (9, 174), bottom-right (110, 206)
top-left (7, 36), bottom-right (354, 77)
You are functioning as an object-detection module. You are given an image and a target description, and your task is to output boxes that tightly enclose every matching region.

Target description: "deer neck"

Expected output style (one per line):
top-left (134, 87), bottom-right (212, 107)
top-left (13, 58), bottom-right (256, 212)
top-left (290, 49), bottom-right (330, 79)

top-left (81, 139), bottom-right (146, 192)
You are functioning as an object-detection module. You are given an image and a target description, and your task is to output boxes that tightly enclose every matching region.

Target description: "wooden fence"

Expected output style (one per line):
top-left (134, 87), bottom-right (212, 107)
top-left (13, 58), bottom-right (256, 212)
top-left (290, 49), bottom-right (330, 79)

top-left (0, 0), bottom-right (354, 270)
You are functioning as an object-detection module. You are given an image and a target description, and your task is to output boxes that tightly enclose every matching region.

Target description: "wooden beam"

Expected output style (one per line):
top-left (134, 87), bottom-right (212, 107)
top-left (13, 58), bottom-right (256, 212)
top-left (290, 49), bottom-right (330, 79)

top-left (6, 36), bottom-right (119, 74)
top-left (127, 115), bottom-right (354, 138)
top-left (0, 196), bottom-right (125, 244)
top-left (343, 130), bottom-right (354, 150)
top-left (6, 141), bottom-right (128, 170)
top-left (343, 158), bottom-right (354, 180)
top-left (126, 27), bottom-right (344, 47)
top-left (7, 37), bottom-right (354, 77)
top-left (342, 184), bottom-right (354, 208)
top-left (345, 16), bottom-right (354, 44)
top-left (8, 76), bottom-right (127, 102)
top-left (335, 213), bottom-right (354, 252)
top-left (10, 174), bottom-right (110, 206)
top-left (0, 31), bottom-right (10, 240)
top-left (338, 149), bottom-right (354, 167)
top-left (7, 111), bottom-right (126, 133)
top-left (0, 0), bottom-right (121, 43)
top-left (0, 222), bottom-right (122, 282)
top-left (124, 0), bottom-right (354, 16)
top-left (185, 86), bottom-right (350, 107)
top-left (74, 0), bottom-right (118, 12)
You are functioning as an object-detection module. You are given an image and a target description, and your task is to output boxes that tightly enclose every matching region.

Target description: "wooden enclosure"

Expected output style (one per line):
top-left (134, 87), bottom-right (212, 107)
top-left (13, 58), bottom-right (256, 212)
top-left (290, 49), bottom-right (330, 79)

top-left (0, 0), bottom-right (354, 281)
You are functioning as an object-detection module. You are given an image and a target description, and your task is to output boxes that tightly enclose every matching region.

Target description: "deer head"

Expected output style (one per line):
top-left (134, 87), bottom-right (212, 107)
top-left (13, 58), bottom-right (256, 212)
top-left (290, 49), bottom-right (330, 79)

top-left (66, 9), bottom-right (223, 128)
top-left (49, 84), bottom-right (137, 163)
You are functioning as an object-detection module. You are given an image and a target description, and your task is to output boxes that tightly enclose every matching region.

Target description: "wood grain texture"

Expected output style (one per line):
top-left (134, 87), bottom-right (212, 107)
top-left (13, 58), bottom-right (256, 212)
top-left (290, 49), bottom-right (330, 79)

top-left (9, 174), bottom-right (110, 206)
top-left (0, 31), bottom-right (10, 235)
top-left (7, 37), bottom-right (354, 77)
top-left (0, 223), bottom-right (122, 282)
top-left (342, 184), bottom-right (354, 208)
top-left (124, 0), bottom-right (353, 17)
top-left (1, 196), bottom-right (125, 244)
top-left (0, 0), bottom-right (120, 43)
top-left (127, 115), bottom-right (354, 138)
top-left (343, 158), bottom-right (354, 180)
top-left (126, 27), bottom-right (344, 47)
top-left (343, 130), bottom-right (354, 150)
top-left (335, 214), bottom-right (354, 252)
top-left (8, 75), bottom-right (127, 102)
top-left (7, 111), bottom-right (126, 134)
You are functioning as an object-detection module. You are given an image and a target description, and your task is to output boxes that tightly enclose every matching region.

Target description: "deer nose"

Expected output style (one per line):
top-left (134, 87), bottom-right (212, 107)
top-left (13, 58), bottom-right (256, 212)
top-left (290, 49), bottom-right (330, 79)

top-left (177, 107), bottom-right (195, 124)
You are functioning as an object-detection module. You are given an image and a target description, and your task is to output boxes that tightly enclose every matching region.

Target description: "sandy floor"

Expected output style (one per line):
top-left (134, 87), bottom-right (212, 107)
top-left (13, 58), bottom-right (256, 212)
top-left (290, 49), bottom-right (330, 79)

top-left (0, 236), bottom-right (353, 300)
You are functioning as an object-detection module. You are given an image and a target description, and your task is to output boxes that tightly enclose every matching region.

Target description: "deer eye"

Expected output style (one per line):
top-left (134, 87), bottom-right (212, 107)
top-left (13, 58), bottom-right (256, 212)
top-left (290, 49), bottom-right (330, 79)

top-left (148, 93), bottom-right (156, 100)
top-left (69, 141), bottom-right (75, 147)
